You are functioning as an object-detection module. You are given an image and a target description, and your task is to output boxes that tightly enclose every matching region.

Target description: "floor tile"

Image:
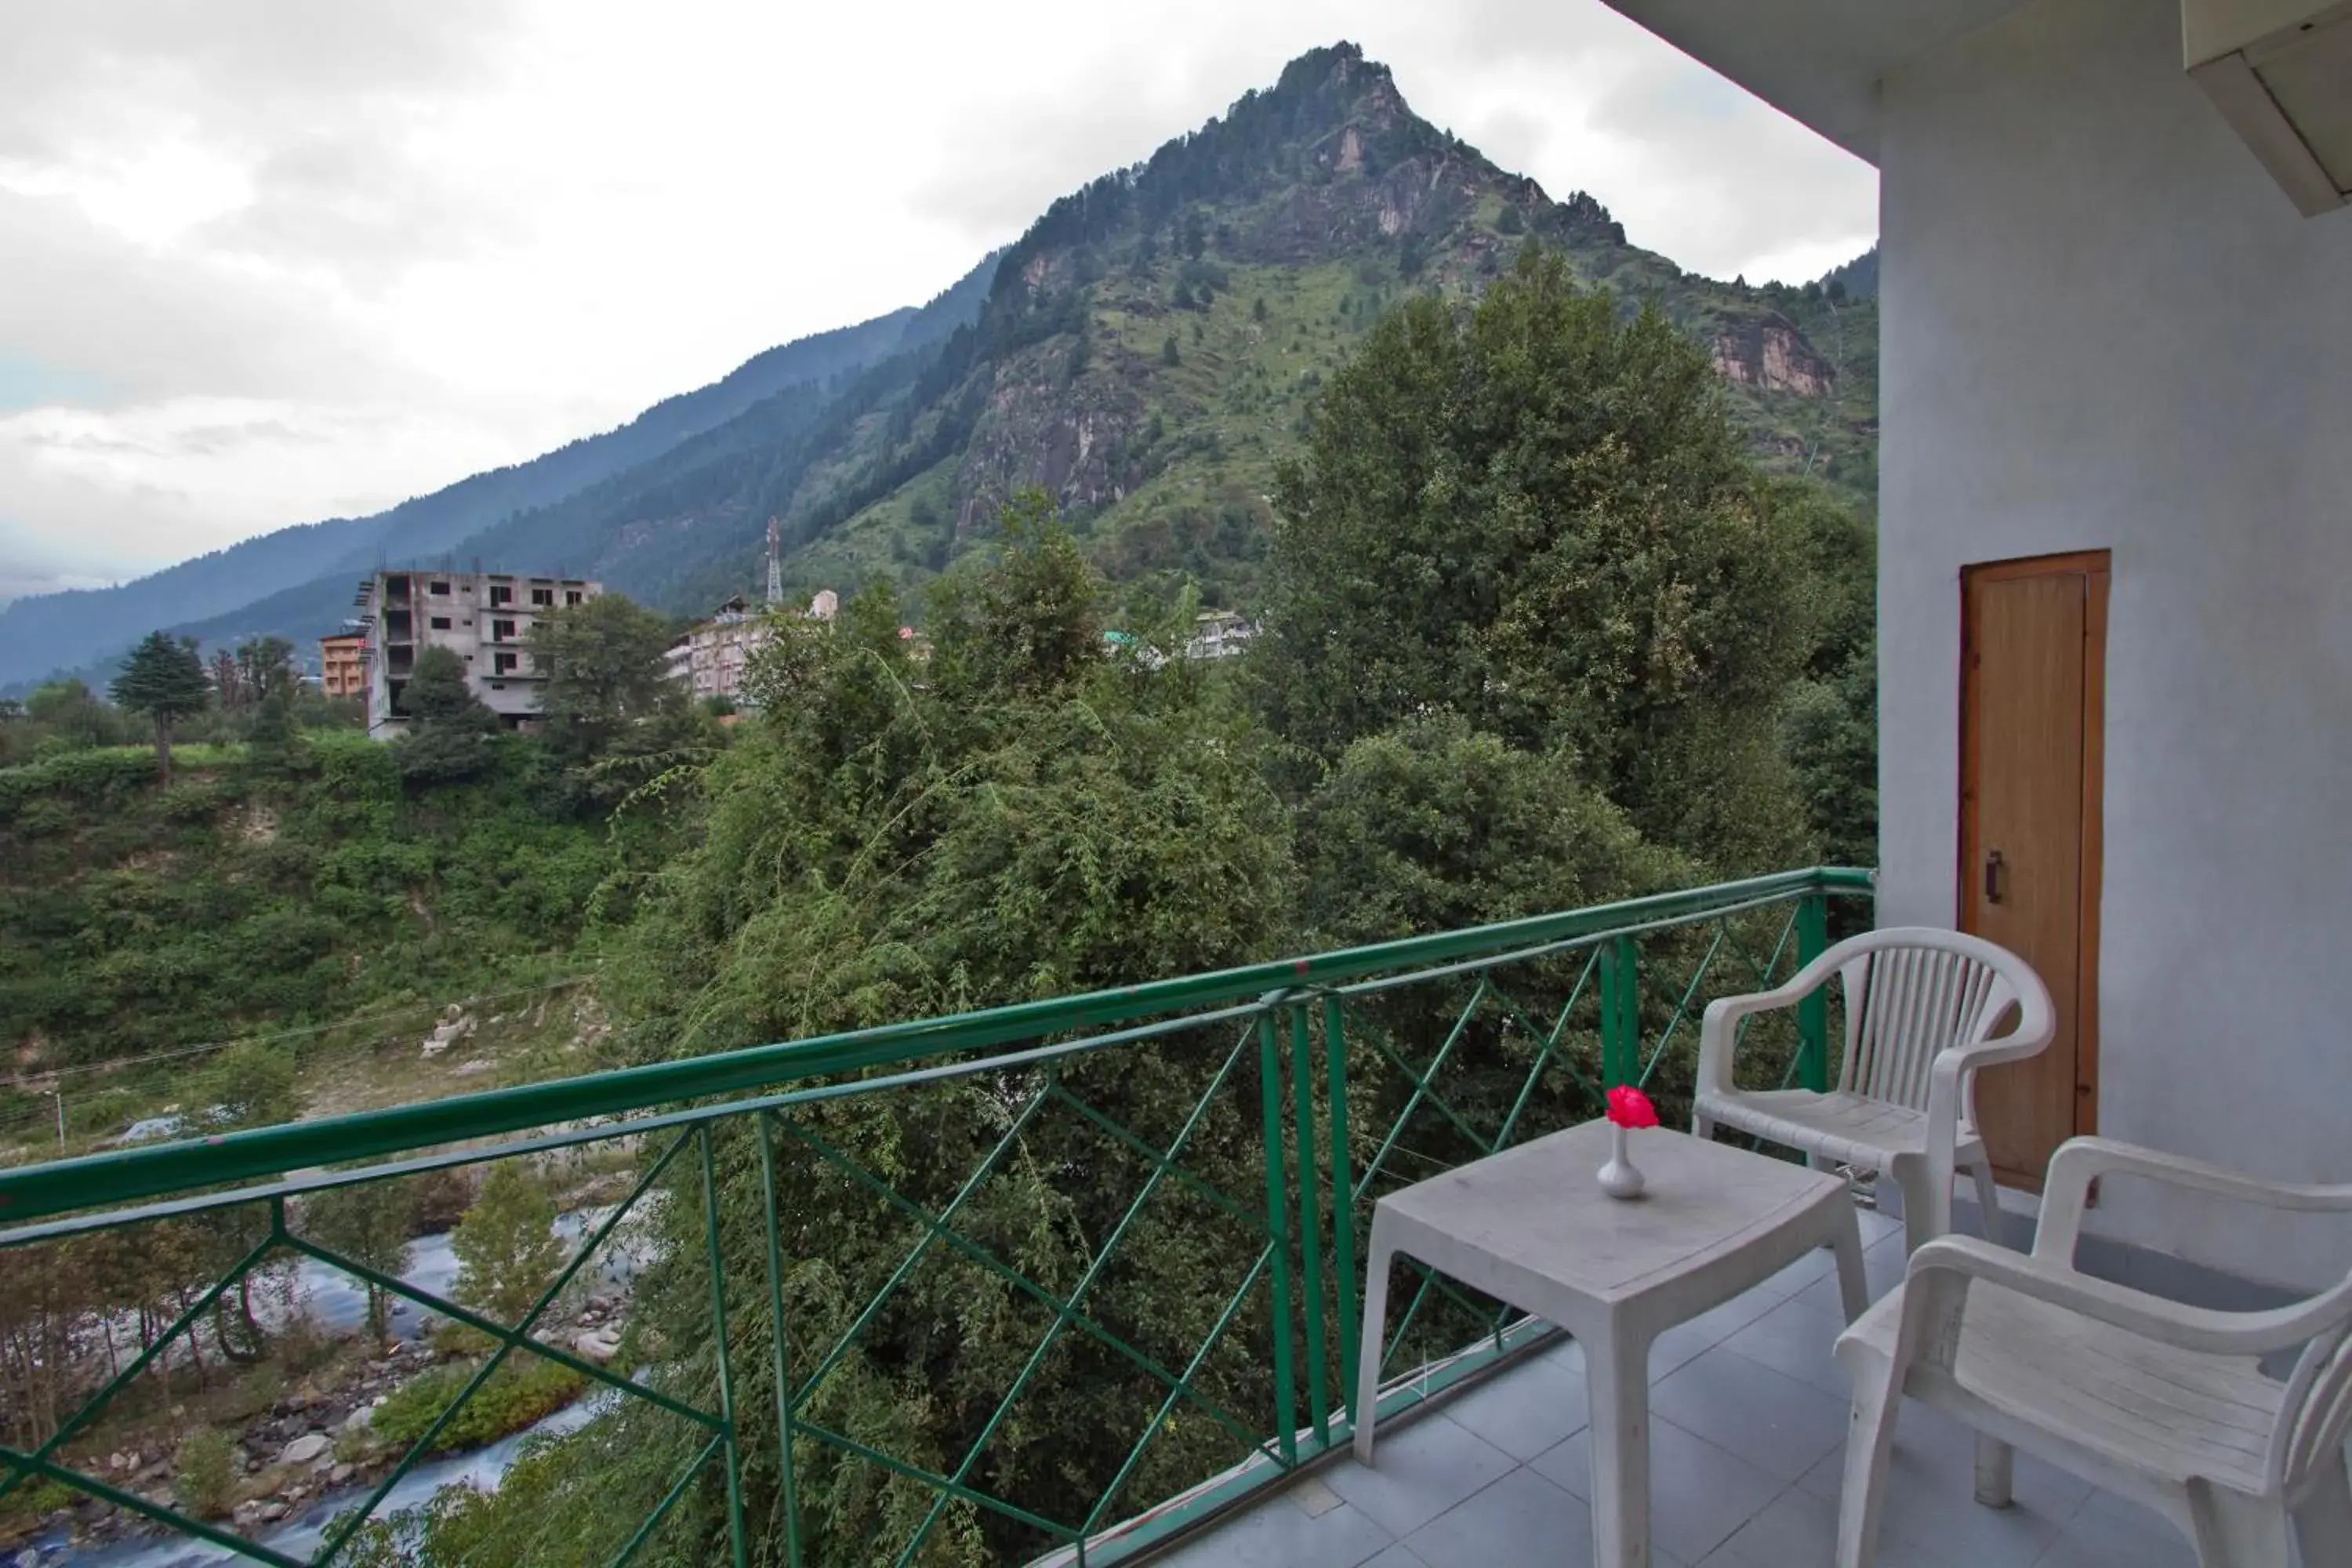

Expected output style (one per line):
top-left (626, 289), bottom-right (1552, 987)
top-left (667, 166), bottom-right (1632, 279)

top-left (1359, 1546), bottom-right (1432, 1568)
top-left (1152, 1492), bottom-right (1394, 1568)
top-left (1401, 1465), bottom-right (1670, 1568)
top-left (1752, 1243), bottom-right (1839, 1300)
top-left (1719, 1293), bottom-right (1853, 1396)
top-left (1649, 1284), bottom-right (1787, 1380)
top-left (1710, 1481), bottom-right (1967, 1567)
top-left (1436, 1347), bottom-right (1590, 1461)
top-left (2035, 1490), bottom-right (2199, 1568)
top-left (1650, 1344), bottom-right (1854, 1483)
top-left (1796, 1232), bottom-right (1909, 1316)
top-left (1325, 1414), bottom-right (1519, 1538)
top-left (1530, 1414), bottom-right (1786, 1565)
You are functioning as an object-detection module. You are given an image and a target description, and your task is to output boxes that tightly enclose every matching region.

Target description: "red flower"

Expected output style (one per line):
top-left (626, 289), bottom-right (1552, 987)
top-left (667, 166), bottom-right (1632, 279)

top-left (1606, 1085), bottom-right (1660, 1130)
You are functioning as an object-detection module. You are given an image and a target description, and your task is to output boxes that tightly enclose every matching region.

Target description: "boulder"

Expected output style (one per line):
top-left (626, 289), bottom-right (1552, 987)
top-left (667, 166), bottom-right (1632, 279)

top-left (260, 1500), bottom-right (290, 1523)
top-left (572, 1329), bottom-right (622, 1365)
top-left (343, 1405), bottom-right (374, 1434)
top-left (278, 1433), bottom-right (332, 1467)
top-left (330, 1463), bottom-right (356, 1486)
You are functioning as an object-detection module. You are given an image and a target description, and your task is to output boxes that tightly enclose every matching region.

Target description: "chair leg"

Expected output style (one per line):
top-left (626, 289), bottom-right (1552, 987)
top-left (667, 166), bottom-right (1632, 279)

top-left (1351, 1232), bottom-right (1394, 1466)
top-left (1973, 1435), bottom-right (2015, 1509)
top-left (1834, 1362), bottom-right (1904, 1568)
top-left (1969, 1156), bottom-right (2005, 1248)
top-left (1891, 1159), bottom-right (1942, 1254)
top-left (2293, 1448), bottom-right (2352, 1565)
top-left (2187, 1484), bottom-right (2292, 1566)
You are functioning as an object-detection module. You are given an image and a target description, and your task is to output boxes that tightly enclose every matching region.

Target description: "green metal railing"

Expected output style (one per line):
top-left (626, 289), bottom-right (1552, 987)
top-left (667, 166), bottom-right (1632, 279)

top-left (0, 867), bottom-right (1869, 1566)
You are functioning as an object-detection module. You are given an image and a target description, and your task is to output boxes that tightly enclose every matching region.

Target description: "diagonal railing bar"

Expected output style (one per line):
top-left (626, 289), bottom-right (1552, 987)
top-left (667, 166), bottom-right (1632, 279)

top-left (313, 1130), bottom-right (701, 1564)
top-left (774, 1120), bottom-right (1272, 1459)
top-left (786, 1080), bottom-right (1059, 1407)
top-left (1376, 1258), bottom-right (1516, 1378)
top-left (1046, 1084), bottom-right (1259, 1234)
top-left (1079, 1245), bottom-right (1276, 1538)
top-left (0, 1229), bottom-right (277, 1508)
top-left (0, 1441), bottom-right (307, 1568)
top-left (896, 1018), bottom-right (1261, 1563)
top-left (791, 1419), bottom-right (1079, 1543)
top-left (1637, 920), bottom-right (1730, 1088)
top-left (1348, 999), bottom-right (1497, 1166)
top-left (275, 1234), bottom-right (715, 1432)
top-left (608, 1432), bottom-right (724, 1568)
top-left (1479, 974), bottom-right (1604, 1148)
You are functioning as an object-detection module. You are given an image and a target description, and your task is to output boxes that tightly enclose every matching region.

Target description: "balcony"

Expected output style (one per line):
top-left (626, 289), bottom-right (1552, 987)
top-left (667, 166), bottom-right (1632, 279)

top-left (0, 871), bottom-right (2224, 1565)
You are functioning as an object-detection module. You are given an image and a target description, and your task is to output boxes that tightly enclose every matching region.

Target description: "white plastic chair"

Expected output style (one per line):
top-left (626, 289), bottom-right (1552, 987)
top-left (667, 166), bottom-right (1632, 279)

top-left (1833, 1136), bottom-right (2352, 1566)
top-left (1692, 926), bottom-right (2055, 1254)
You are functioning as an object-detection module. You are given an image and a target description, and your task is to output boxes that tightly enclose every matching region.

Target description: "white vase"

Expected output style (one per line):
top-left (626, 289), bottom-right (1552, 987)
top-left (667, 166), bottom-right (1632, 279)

top-left (1597, 1123), bottom-right (1646, 1200)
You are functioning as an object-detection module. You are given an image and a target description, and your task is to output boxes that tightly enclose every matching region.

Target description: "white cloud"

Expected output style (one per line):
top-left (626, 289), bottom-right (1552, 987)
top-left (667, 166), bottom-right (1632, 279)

top-left (0, 0), bottom-right (1875, 586)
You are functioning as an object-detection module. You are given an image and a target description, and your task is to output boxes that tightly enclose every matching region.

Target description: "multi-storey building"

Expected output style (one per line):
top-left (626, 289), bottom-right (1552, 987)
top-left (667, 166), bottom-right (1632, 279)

top-left (318, 633), bottom-right (368, 700)
top-left (355, 570), bottom-right (600, 737)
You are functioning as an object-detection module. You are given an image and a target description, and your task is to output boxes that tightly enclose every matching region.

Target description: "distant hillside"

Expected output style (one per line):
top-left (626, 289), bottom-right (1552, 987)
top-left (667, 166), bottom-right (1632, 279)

top-left (408, 42), bottom-right (1879, 620)
top-left (0, 254), bottom-right (1000, 691)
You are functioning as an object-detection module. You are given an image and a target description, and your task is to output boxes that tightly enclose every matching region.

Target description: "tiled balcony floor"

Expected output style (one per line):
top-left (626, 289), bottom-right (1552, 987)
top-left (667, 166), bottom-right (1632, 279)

top-left (1147, 1207), bottom-right (2232, 1568)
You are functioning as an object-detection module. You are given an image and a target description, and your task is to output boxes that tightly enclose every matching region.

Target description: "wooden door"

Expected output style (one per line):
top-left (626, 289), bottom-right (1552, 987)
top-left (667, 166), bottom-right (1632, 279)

top-left (1959, 551), bottom-right (2107, 1188)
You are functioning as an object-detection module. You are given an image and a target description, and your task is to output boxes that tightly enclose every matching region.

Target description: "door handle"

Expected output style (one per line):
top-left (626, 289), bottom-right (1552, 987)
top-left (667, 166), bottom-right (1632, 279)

top-left (1984, 849), bottom-right (2005, 905)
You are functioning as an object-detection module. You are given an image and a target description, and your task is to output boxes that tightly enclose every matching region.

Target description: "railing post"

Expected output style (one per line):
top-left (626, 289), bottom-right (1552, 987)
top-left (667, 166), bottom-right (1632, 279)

top-left (1257, 1003), bottom-right (1298, 1465)
top-left (1287, 1000), bottom-right (1330, 1448)
top-left (1600, 934), bottom-right (1639, 1091)
top-left (757, 1114), bottom-right (804, 1566)
top-left (1323, 993), bottom-right (1359, 1430)
top-left (1795, 891), bottom-right (1830, 1093)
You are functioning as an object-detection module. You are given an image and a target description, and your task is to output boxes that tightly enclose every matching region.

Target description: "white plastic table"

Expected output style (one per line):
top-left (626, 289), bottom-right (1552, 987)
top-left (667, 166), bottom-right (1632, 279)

top-left (1352, 1120), bottom-right (1869, 1567)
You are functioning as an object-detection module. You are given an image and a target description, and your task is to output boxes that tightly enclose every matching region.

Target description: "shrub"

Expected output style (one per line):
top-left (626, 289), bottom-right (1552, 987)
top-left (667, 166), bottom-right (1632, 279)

top-left (176, 1428), bottom-right (238, 1519)
top-left (371, 1357), bottom-right (586, 1454)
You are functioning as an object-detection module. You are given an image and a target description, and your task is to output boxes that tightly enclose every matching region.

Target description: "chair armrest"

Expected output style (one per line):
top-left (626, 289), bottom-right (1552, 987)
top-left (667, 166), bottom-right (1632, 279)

top-left (1907, 1236), bottom-right (2334, 1359)
top-left (2034, 1135), bottom-right (2352, 1265)
top-left (1695, 948), bottom-right (1846, 1099)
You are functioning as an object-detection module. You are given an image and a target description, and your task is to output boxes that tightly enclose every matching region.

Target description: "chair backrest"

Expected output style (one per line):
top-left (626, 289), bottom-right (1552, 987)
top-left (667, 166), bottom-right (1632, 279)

top-left (1829, 927), bottom-right (2051, 1112)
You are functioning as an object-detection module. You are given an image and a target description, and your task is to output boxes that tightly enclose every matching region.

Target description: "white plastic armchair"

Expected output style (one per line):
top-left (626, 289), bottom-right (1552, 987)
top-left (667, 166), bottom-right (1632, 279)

top-left (1692, 925), bottom-right (2054, 1254)
top-left (1833, 1136), bottom-right (2352, 1567)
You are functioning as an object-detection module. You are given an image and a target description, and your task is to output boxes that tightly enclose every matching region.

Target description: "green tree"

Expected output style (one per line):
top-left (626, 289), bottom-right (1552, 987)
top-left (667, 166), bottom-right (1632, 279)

top-left (394, 644), bottom-right (497, 785)
top-left (1497, 203), bottom-right (1526, 235)
top-left (303, 1178), bottom-right (418, 1341)
top-left (451, 1162), bottom-right (565, 1326)
top-left (1160, 333), bottom-right (1180, 367)
top-left (1252, 296), bottom-right (1267, 322)
top-left (209, 1043), bottom-right (298, 1128)
top-left (1257, 245), bottom-right (1821, 871)
top-left (110, 631), bottom-right (211, 786)
top-left (527, 593), bottom-right (684, 762)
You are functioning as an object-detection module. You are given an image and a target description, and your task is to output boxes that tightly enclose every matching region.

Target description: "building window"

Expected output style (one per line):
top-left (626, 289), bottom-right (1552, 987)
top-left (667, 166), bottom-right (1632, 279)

top-left (488, 681), bottom-right (506, 691)
top-left (493, 652), bottom-right (519, 674)
top-left (430, 581), bottom-right (450, 595)
top-left (492, 619), bottom-right (516, 641)
top-left (489, 585), bottom-right (513, 607)
top-left (531, 587), bottom-right (554, 607)
top-left (565, 590), bottom-right (583, 606)
top-left (429, 616), bottom-right (452, 630)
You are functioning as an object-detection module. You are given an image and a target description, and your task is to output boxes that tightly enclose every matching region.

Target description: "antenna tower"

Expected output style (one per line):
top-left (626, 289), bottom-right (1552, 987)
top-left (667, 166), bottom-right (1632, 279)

top-left (765, 517), bottom-right (784, 607)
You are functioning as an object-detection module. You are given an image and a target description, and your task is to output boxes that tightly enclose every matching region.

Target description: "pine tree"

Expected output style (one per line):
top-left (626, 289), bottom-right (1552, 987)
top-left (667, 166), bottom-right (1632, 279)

top-left (1160, 334), bottom-right (1181, 368)
top-left (109, 631), bottom-right (210, 786)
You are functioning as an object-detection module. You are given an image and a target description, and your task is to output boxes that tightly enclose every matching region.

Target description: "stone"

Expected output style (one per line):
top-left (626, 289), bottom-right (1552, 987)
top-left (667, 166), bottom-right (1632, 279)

top-left (572, 1328), bottom-right (622, 1364)
top-left (278, 1433), bottom-right (332, 1467)
top-left (330, 1463), bottom-right (356, 1486)
top-left (343, 1404), bottom-right (374, 1434)
top-left (260, 1500), bottom-right (289, 1523)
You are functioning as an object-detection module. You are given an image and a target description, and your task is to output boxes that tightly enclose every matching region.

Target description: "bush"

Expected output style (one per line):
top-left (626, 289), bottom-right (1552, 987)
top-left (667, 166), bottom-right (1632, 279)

top-left (370, 1357), bottom-right (587, 1454)
top-left (176, 1428), bottom-right (238, 1519)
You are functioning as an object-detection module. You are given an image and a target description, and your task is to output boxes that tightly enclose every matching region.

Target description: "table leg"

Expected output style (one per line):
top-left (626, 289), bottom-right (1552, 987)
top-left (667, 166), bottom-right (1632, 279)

top-left (1351, 1225), bottom-right (1396, 1465)
top-left (1586, 1323), bottom-right (1653, 1567)
top-left (1829, 1212), bottom-right (1870, 1324)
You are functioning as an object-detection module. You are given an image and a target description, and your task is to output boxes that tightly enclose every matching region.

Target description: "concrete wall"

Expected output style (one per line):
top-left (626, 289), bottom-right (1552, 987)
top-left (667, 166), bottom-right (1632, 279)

top-left (1878, 0), bottom-right (2352, 1287)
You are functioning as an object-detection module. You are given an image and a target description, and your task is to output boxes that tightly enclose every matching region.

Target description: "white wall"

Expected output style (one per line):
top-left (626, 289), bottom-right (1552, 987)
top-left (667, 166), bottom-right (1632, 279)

top-left (1878, 0), bottom-right (2352, 1288)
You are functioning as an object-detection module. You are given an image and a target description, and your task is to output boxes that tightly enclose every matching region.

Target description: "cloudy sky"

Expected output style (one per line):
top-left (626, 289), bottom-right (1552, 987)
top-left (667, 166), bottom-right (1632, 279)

top-left (0, 0), bottom-right (1875, 600)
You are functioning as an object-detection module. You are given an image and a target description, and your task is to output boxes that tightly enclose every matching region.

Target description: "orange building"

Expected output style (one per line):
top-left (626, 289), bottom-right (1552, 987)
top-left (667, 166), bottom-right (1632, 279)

top-left (320, 633), bottom-right (368, 700)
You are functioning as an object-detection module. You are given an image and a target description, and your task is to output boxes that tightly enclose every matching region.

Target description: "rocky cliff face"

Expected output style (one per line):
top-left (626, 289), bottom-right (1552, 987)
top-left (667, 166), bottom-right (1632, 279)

top-left (1709, 322), bottom-right (1836, 397)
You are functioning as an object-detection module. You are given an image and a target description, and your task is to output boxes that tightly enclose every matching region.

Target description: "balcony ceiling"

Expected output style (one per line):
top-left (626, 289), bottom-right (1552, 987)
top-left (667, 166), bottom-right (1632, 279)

top-left (1599, 0), bottom-right (2035, 162)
